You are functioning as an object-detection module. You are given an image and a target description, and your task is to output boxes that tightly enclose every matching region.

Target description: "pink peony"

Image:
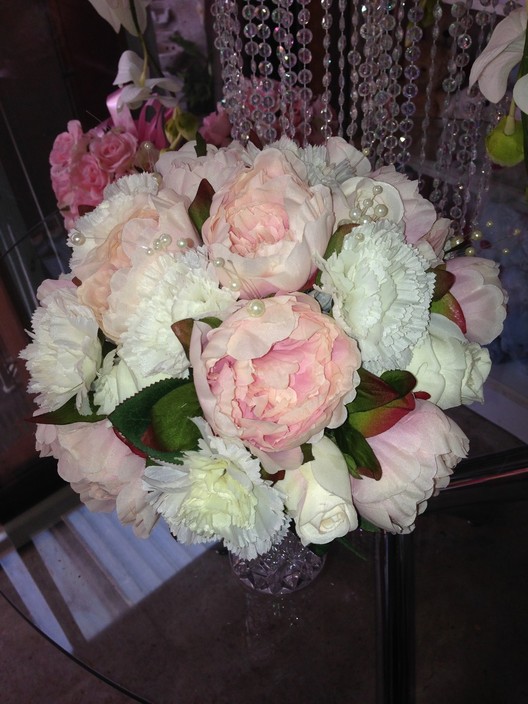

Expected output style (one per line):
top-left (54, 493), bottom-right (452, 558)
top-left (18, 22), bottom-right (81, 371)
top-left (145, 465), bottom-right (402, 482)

top-left (35, 420), bottom-right (157, 537)
top-left (199, 103), bottom-right (233, 147)
top-left (350, 400), bottom-right (469, 533)
top-left (89, 127), bottom-right (138, 175)
top-left (70, 174), bottom-right (200, 338)
top-left (190, 293), bottom-right (361, 471)
top-left (445, 256), bottom-right (507, 345)
top-left (202, 147), bottom-right (334, 298)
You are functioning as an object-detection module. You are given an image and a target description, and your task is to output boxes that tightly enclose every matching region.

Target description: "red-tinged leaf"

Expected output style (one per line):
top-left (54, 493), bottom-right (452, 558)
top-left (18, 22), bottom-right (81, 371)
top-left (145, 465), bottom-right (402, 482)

top-left (430, 291), bottom-right (467, 333)
top-left (430, 265), bottom-right (456, 301)
top-left (171, 319), bottom-right (193, 356)
top-left (334, 425), bottom-right (382, 480)
top-left (188, 178), bottom-right (214, 238)
top-left (347, 392), bottom-right (416, 438)
top-left (415, 391), bottom-right (431, 400)
top-left (379, 370), bottom-right (417, 398)
top-left (248, 129), bottom-right (263, 149)
top-left (347, 367), bottom-right (401, 413)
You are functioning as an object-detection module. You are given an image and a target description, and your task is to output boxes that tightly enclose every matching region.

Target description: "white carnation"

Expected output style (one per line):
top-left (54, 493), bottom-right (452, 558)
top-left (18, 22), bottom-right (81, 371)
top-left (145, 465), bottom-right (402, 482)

top-left (143, 419), bottom-right (289, 559)
top-left (318, 220), bottom-right (435, 375)
top-left (20, 285), bottom-right (101, 414)
top-left (118, 250), bottom-right (238, 379)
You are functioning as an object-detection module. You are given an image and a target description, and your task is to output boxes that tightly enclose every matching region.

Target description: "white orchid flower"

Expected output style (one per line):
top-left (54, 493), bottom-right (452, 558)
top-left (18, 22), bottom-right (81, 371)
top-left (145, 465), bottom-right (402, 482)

top-left (113, 50), bottom-right (182, 110)
top-left (87, 0), bottom-right (152, 36)
top-left (468, 8), bottom-right (527, 105)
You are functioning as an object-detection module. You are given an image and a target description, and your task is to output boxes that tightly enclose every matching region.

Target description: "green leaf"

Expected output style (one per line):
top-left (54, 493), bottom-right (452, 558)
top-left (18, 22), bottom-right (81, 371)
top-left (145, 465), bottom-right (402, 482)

top-left (199, 316), bottom-right (222, 329)
top-left (188, 178), bottom-right (214, 237)
top-left (195, 131), bottom-right (207, 157)
top-left (358, 517), bottom-right (381, 533)
top-left (336, 536), bottom-right (368, 561)
top-left (430, 292), bottom-right (467, 334)
top-left (315, 222), bottom-right (356, 285)
top-left (342, 452), bottom-right (363, 480)
top-left (430, 265), bottom-right (456, 301)
top-left (345, 368), bottom-right (417, 438)
top-left (300, 443), bottom-right (315, 464)
top-left (30, 396), bottom-right (106, 425)
top-left (109, 378), bottom-right (201, 464)
top-left (334, 424), bottom-right (382, 480)
top-left (151, 383), bottom-right (203, 452)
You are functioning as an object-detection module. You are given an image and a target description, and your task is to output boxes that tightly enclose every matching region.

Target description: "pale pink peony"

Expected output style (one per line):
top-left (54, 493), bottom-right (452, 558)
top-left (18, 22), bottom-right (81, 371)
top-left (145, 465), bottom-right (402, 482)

top-left (350, 400), bottom-right (469, 533)
top-left (156, 140), bottom-right (247, 203)
top-left (202, 147), bottom-right (334, 298)
top-left (35, 420), bottom-right (156, 537)
top-left (70, 174), bottom-right (199, 339)
top-left (89, 128), bottom-right (138, 175)
top-left (445, 256), bottom-right (507, 345)
top-left (190, 293), bottom-right (361, 471)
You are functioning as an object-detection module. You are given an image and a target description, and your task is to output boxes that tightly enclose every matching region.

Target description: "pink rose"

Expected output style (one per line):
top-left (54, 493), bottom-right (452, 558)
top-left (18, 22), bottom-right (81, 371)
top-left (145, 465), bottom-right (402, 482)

top-left (70, 173), bottom-right (200, 337)
top-left (50, 163), bottom-right (73, 205)
top-left (202, 147), bottom-right (334, 298)
top-left (90, 128), bottom-right (138, 176)
top-left (71, 152), bottom-right (110, 207)
top-left (190, 293), bottom-right (361, 471)
top-left (199, 104), bottom-right (233, 148)
top-left (49, 120), bottom-right (86, 167)
top-left (350, 400), bottom-right (469, 533)
top-left (446, 256), bottom-right (507, 345)
top-left (35, 420), bottom-right (157, 537)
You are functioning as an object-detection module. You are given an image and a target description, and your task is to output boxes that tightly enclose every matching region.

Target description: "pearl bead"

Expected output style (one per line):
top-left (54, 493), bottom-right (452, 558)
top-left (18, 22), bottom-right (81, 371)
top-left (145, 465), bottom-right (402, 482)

top-left (145, 247), bottom-right (154, 256)
top-left (177, 238), bottom-right (188, 249)
top-left (513, 228), bottom-right (521, 236)
top-left (70, 231), bottom-right (86, 246)
top-left (151, 172), bottom-right (162, 186)
top-left (153, 238), bottom-right (163, 251)
top-left (374, 204), bottom-right (389, 218)
top-left (485, 220), bottom-right (494, 228)
top-left (359, 216), bottom-right (370, 225)
top-left (355, 231), bottom-right (365, 242)
top-left (229, 278), bottom-right (241, 291)
top-left (350, 208), bottom-right (361, 220)
top-left (502, 247), bottom-right (510, 255)
top-left (470, 229), bottom-right (483, 241)
top-left (141, 140), bottom-right (154, 151)
top-left (362, 147), bottom-right (370, 156)
top-left (159, 233), bottom-right (172, 247)
top-left (213, 257), bottom-right (225, 268)
top-left (465, 246), bottom-right (476, 256)
top-left (247, 299), bottom-right (265, 317)
top-left (372, 185), bottom-right (383, 196)
top-left (362, 198), bottom-right (373, 209)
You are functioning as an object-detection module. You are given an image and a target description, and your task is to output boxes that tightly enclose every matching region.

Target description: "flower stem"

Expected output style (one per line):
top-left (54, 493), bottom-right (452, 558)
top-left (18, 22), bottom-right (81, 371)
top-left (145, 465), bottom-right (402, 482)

top-left (504, 98), bottom-right (517, 136)
top-left (519, 20), bottom-right (528, 181)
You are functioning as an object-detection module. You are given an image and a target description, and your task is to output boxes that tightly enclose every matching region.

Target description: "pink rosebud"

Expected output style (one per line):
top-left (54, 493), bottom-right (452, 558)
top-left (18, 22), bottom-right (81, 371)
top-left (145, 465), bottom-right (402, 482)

top-left (89, 128), bottom-right (138, 176)
top-left (190, 293), bottom-right (361, 472)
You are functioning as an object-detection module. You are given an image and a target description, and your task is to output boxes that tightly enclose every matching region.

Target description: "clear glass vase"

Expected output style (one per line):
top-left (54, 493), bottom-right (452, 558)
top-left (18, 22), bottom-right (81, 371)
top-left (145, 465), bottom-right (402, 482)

top-left (229, 530), bottom-right (326, 595)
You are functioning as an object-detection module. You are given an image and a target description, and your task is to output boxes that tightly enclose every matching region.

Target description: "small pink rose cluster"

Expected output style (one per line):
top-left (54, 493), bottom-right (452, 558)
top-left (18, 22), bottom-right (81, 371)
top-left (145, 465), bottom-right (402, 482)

top-left (50, 100), bottom-right (171, 230)
top-left (24, 135), bottom-right (506, 553)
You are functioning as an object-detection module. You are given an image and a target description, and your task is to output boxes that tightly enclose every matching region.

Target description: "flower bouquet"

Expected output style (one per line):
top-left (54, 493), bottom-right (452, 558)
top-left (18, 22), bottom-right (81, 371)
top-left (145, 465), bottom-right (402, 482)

top-left (21, 131), bottom-right (507, 564)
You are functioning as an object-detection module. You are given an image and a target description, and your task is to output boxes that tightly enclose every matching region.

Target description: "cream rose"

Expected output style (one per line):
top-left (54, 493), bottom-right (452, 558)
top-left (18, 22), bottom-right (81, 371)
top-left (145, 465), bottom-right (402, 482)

top-left (275, 436), bottom-right (358, 545)
top-left (202, 147), bottom-right (334, 298)
top-left (405, 313), bottom-right (492, 409)
top-left (351, 400), bottom-right (468, 533)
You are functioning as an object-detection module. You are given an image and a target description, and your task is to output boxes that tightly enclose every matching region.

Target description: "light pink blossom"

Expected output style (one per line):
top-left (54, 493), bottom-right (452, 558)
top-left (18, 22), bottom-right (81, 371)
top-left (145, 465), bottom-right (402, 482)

top-left (89, 128), bottom-right (138, 175)
top-left (202, 147), bottom-right (334, 298)
top-left (190, 293), bottom-right (361, 472)
top-left (446, 256), bottom-right (507, 345)
top-left (351, 400), bottom-right (469, 533)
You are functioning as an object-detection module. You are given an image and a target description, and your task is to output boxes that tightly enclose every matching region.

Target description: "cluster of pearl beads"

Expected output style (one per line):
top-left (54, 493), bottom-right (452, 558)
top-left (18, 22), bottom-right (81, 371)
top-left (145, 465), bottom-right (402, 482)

top-left (349, 185), bottom-right (389, 225)
top-left (145, 233), bottom-right (175, 256)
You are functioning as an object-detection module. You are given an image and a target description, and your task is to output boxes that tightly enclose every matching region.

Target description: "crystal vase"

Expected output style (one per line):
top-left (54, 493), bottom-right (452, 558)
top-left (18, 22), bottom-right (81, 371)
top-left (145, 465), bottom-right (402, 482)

top-left (229, 530), bottom-right (326, 595)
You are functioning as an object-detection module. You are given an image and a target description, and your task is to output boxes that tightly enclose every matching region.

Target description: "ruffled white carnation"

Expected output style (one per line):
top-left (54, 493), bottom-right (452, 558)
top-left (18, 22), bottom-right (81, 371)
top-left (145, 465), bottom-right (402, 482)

top-left (351, 400), bottom-right (469, 533)
top-left (118, 250), bottom-right (238, 379)
top-left (143, 419), bottom-right (289, 559)
top-left (93, 350), bottom-right (169, 415)
top-left (318, 220), bottom-right (435, 375)
top-left (20, 285), bottom-right (101, 414)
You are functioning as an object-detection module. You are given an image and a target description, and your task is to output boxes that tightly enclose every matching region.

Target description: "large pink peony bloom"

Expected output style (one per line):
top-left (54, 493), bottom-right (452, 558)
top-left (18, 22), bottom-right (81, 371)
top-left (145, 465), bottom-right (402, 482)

top-left (35, 420), bottom-right (157, 537)
top-left (445, 256), bottom-right (507, 345)
top-left (202, 147), bottom-right (334, 298)
top-left (190, 293), bottom-right (361, 472)
top-left (350, 400), bottom-right (469, 533)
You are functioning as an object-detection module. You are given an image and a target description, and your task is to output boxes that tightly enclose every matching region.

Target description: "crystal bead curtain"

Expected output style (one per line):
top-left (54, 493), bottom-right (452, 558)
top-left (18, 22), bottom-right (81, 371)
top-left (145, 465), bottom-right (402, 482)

top-left (210, 0), bottom-right (508, 239)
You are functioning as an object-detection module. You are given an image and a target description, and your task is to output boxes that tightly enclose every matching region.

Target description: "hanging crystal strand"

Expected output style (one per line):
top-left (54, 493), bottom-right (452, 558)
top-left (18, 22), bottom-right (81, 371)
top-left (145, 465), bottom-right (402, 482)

top-left (319, 0), bottom-right (334, 142)
top-left (336, 0), bottom-right (348, 137)
top-left (254, 1), bottom-right (278, 144)
top-left (428, 0), bottom-right (471, 224)
top-left (374, 5), bottom-right (399, 167)
top-left (346, 0), bottom-right (361, 141)
top-left (272, 0), bottom-right (297, 140)
top-left (416, 1), bottom-right (442, 184)
top-left (242, 0), bottom-right (260, 137)
top-left (296, 0), bottom-right (313, 146)
top-left (395, 0), bottom-right (423, 169)
top-left (211, 0), bottom-right (249, 142)
top-left (359, 2), bottom-right (386, 158)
